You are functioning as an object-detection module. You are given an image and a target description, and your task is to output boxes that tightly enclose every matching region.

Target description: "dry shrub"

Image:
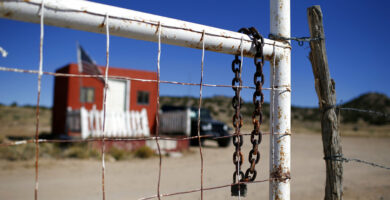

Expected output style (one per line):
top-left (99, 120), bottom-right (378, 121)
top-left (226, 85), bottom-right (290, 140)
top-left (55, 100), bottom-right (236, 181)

top-left (0, 144), bottom-right (35, 161)
top-left (108, 147), bottom-right (131, 161)
top-left (64, 146), bottom-right (89, 159)
top-left (134, 146), bottom-right (155, 159)
top-left (64, 144), bottom-right (100, 159)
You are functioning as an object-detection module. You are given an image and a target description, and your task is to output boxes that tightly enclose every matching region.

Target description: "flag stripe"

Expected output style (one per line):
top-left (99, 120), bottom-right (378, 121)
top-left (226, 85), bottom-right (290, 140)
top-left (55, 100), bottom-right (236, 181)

top-left (78, 45), bottom-right (105, 84)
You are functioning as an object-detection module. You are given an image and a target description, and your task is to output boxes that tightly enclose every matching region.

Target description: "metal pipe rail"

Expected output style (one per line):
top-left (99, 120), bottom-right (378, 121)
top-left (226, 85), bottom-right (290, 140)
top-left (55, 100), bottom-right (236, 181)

top-left (0, 0), bottom-right (289, 60)
top-left (269, 0), bottom-right (291, 199)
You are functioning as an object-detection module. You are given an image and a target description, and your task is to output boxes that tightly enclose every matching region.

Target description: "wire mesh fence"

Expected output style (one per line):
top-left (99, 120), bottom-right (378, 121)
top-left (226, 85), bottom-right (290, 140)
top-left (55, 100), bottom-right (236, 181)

top-left (0, 1), bottom-right (285, 199)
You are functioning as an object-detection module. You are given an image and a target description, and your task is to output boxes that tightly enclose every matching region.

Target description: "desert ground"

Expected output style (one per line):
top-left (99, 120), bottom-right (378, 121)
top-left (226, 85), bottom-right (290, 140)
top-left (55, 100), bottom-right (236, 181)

top-left (0, 134), bottom-right (389, 200)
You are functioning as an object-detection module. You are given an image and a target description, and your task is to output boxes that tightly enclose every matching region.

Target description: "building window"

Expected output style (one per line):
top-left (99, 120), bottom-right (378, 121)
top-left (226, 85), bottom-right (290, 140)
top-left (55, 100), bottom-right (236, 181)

top-left (80, 87), bottom-right (95, 103)
top-left (137, 91), bottom-right (149, 105)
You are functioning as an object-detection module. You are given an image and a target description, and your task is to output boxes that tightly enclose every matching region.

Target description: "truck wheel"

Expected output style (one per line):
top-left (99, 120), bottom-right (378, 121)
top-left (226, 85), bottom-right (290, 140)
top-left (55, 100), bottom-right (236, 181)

top-left (217, 137), bottom-right (231, 147)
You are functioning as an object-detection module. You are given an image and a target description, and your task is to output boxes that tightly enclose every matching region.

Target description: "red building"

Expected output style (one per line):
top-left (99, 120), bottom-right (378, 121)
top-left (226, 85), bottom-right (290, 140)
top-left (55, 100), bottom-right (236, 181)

top-left (52, 63), bottom-right (158, 138)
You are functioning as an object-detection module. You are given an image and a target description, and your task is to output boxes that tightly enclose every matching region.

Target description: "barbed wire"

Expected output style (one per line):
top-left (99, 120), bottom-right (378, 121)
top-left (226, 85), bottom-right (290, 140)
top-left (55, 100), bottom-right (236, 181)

top-left (324, 155), bottom-right (390, 171)
top-left (322, 103), bottom-right (390, 123)
top-left (344, 157), bottom-right (390, 171)
top-left (323, 102), bottom-right (389, 117)
top-left (339, 107), bottom-right (390, 118)
top-left (320, 104), bottom-right (390, 171)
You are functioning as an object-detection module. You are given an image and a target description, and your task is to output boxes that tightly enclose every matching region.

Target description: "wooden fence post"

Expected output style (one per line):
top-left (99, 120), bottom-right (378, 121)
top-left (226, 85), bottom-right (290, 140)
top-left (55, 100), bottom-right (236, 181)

top-left (307, 5), bottom-right (343, 200)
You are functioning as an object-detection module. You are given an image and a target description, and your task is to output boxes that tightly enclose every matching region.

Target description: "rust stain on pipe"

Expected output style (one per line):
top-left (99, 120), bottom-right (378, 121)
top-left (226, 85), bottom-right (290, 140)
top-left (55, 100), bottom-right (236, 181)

top-left (216, 42), bottom-right (223, 51)
top-left (154, 22), bottom-right (160, 34)
top-left (265, 55), bottom-right (274, 61)
top-left (243, 49), bottom-right (253, 58)
top-left (271, 164), bottom-right (291, 182)
top-left (280, 146), bottom-right (285, 161)
top-left (3, 11), bottom-right (11, 17)
top-left (199, 33), bottom-right (204, 42)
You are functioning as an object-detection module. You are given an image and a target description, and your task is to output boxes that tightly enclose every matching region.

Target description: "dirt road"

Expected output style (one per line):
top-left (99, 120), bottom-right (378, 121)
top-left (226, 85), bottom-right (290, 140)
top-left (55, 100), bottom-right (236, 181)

top-left (0, 134), bottom-right (389, 200)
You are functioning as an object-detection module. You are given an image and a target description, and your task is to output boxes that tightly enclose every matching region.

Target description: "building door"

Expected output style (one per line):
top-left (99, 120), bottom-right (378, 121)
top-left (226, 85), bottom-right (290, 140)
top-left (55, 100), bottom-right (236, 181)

top-left (106, 79), bottom-right (129, 112)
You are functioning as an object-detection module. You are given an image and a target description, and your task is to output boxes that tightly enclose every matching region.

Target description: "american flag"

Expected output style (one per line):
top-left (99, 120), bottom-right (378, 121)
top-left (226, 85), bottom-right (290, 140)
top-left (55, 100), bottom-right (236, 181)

top-left (77, 44), bottom-right (105, 84)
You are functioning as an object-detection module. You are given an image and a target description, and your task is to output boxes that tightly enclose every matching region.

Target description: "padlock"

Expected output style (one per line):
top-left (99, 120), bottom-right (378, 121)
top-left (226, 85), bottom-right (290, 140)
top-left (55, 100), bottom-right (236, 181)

top-left (231, 183), bottom-right (247, 197)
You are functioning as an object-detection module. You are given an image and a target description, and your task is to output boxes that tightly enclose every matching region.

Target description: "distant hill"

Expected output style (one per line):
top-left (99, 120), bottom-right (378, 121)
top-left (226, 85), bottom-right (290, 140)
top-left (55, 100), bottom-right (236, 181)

top-left (0, 104), bottom-right (51, 137)
top-left (341, 93), bottom-right (390, 125)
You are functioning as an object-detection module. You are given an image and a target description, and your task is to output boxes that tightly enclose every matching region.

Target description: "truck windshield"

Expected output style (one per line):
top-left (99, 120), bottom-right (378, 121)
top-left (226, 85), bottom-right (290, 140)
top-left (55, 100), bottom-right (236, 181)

top-left (190, 108), bottom-right (212, 120)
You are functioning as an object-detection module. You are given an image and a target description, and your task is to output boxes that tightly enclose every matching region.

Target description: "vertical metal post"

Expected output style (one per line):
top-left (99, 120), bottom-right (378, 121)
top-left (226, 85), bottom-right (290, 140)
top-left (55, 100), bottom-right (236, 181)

top-left (269, 0), bottom-right (291, 199)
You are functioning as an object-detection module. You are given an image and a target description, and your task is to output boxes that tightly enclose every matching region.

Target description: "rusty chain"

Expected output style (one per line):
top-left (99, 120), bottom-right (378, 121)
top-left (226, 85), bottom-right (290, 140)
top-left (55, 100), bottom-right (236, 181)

top-left (238, 27), bottom-right (264, 182)
top-left (231, 47), bottom-right (244, 185)
top-left (231, 27), bottom-right (264, 197)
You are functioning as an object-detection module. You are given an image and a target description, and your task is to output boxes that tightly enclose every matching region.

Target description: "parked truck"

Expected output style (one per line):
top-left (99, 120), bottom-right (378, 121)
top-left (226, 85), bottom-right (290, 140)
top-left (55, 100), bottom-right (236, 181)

top-left (159, 105), bottom-right (231, 147)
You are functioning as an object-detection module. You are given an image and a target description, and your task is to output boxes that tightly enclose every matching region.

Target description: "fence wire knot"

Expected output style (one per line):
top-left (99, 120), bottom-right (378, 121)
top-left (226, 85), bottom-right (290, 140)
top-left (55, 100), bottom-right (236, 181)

top-left (269, 34), bottom-right (324, 46)
top-left (323, 154), bottom-right (344, 161)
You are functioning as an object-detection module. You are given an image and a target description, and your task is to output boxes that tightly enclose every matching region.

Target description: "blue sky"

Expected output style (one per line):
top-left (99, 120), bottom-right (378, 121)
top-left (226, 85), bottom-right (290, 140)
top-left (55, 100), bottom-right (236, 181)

top-left (0, 0), bottom-right (389, 107)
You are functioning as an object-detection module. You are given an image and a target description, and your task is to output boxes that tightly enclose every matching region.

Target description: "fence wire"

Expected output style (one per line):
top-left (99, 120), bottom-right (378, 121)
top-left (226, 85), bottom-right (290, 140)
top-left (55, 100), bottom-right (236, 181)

top-left (137, 178), bottom-right (286, 200)
top-left (99, 13), bottom-right (111, 200)
top-left (33, 1), bottom-right (45, 199)
top-left (196, 30), bottom-right (206, 200)
top-left (324, 106), bottom-right (390, 171)
top-left (324, 155), bottom-right (390, 171)
top-left (155, 22), bottom-right (163, 200)
top-left (0, 132), bottom-right (279, 147)
top-left (0, 66), bottom-right (289, 91)
top-left (324, 102), bottom-right (390, 120)
top-left (341, 157), bottom-right (390, 171)
top-left (339, 107), bottom-right (390, 119)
